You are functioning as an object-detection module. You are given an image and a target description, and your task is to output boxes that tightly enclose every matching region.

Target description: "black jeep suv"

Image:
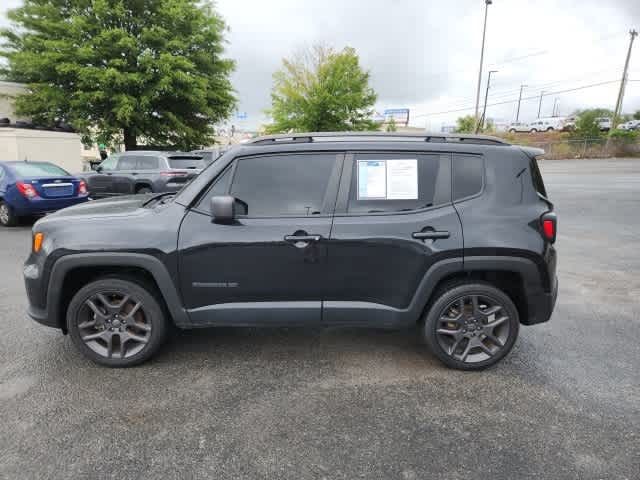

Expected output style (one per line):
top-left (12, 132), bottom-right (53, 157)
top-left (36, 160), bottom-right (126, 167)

top-left (24, 133), bottom-right (557, 370)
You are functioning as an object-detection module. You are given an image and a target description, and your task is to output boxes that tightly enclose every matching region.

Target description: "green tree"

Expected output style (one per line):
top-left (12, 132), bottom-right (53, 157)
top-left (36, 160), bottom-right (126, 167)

top-left (265, 45), bottom-right (378, 133)
top-left (454, 115), bottom-right (476, 133)
top-left (0, 0), bottom-right (235, 150)
top-left (571, 109), bottom-right (607, 138)
top-left (385, 117), bottom-right (397, 132)
top-left (633, 110), bottom-right (640, 121)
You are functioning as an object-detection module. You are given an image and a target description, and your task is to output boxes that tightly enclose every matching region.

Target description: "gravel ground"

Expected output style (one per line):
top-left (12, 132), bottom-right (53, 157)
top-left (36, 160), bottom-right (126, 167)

top-left (0, 158), bottom-right (638, 479)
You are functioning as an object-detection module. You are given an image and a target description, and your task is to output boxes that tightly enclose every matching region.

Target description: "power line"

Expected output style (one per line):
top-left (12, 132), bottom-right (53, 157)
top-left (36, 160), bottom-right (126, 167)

top-left (414, 79), bottom-right (622, 118)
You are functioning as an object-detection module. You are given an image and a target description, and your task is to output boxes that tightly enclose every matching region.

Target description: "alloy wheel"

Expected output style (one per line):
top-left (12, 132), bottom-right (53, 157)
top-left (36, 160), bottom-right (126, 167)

top-left (435, 294), bottom-right (511, 364)
top-left (77, 291), bottom-right (152, 359)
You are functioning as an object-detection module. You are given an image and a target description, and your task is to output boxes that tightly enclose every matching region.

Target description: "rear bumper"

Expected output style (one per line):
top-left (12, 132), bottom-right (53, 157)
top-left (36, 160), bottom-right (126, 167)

top-left (524, 276), bottom-right (558, 325)
top-left (13, 195), bottom-right (89, 215)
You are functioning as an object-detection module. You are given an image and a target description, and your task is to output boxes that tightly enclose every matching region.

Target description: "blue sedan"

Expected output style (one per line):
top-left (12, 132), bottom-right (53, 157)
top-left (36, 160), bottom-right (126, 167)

top-left (0, 161), bottom-right (90, 226)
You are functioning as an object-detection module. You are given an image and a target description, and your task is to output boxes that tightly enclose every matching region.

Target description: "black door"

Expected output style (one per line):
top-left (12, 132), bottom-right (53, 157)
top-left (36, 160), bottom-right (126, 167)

top-left (324, 152), bottom-right (463, 326)
top-left (87, 154), bottom-right (118, 197)
top-left (178, 152), bottom-right (343, 326)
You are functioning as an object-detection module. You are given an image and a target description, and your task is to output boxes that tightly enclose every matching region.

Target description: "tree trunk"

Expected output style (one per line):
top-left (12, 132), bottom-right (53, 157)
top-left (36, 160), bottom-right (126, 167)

top-left (123, 127), bottom-right (137, 151)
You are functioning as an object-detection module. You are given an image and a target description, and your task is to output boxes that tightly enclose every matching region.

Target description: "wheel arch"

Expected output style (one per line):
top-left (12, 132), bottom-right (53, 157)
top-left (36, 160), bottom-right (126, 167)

top-left (49, 253), bottom-right (190, 332)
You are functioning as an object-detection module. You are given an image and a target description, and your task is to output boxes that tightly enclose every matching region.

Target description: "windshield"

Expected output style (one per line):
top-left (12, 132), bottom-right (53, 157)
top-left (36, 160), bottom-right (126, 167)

top-left (168, 156), bottom-right (206, 169)
top-left (11, 162), bottom-right (70, 177)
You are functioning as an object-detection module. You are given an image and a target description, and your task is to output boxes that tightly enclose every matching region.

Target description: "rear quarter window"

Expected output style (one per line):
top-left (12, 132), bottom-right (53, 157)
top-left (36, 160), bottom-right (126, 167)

top-left (453, 154), bottom-right (484, 200)
top-left (168, 157), bottom-right (206, 169)
top-left (529, 156), bottom-right (547, 197)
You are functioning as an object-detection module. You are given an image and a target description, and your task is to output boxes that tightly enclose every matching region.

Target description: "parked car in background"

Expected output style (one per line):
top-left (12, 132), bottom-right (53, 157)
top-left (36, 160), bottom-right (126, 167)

top-left (82, 151), bottom-right (206, 198)
top-left (191, 147), bottom-right (228, 164)
top-left (507, 122), bottom-right (530, 133)
top-left (0, 161), bottom-right (89, 226)
top-left (596, 117), bottom-right (612, 131)
top-left (617, 119), bottom-right (640, 130)
top-left (562, 116), bottom-right (576, 131)
top-left (528, 117), bottom-right (566, 132)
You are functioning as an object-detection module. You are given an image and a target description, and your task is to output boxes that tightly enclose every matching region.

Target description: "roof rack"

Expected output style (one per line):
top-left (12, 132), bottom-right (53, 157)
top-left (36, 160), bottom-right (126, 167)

top-left (247, 131), bottom-right (510, 146)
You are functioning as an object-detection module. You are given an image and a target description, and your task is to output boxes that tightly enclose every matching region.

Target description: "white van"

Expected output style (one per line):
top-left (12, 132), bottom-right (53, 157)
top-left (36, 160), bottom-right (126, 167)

top-left (528, 117), bottom-right (565, 132)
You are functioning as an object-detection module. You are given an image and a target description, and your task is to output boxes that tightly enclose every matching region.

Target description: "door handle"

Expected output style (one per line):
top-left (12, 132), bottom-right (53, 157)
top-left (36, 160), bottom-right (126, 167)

top-left (284, 234), bottom-right (322, 243)
top-left (412, 230), bottom-right (450, 240)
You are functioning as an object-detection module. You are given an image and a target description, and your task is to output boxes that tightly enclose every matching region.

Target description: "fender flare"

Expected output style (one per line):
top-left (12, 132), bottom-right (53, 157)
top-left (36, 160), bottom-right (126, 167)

top-left (47, 252), bottom-right (190, 329)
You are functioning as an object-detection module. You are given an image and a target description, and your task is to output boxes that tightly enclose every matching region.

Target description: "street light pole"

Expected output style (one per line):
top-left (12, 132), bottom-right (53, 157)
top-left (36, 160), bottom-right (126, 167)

top-left (474, 0), bottom-right (493, 124)
top-left (537, 90), bottom-right (545, 118)
top-left (516, 84), bottom-right (527, 122)
top-left (477, 70), bottom-right (497, 133)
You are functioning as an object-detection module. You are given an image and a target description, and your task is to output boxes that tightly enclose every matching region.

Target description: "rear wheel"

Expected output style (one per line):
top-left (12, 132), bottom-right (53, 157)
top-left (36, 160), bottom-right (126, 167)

top-left (530, 128), bottom-right (538, 134)
top-left (136, 185), bottom-right (152, 194)
top-left (508, 128), bottom-right (516, 133)
top-left (0, 201), bottom-right (18, 226)
top-left (421, 282), bottom-right (520, 370)
top-left (67, 277), bottom-right (168, 367)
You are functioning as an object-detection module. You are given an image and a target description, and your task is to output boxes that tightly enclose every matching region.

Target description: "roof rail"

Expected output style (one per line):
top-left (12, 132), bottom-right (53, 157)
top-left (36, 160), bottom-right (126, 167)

top-left (247, 132), bottom-right (510, 146)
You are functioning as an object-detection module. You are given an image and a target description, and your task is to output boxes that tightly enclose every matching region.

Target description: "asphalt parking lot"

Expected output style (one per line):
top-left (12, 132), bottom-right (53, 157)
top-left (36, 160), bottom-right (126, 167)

top-left (0, 158), bottom-right (638, 479)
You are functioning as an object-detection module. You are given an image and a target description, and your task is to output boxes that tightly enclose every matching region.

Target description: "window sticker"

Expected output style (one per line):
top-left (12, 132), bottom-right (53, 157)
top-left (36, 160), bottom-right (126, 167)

top-left (357, 159), bottom-right (418, 200)
top-left (358, 160), bottom-right (387, 199)
top-left (386, 159), bottom-right (418, 199)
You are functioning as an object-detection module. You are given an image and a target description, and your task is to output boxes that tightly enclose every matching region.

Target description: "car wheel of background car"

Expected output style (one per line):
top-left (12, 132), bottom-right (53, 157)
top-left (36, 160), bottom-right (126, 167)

top-left (546, 127), bottom-right (554, 131)
top-left (421, 281), bottom-right (520, 371)
top-left (508, 128), bottom-right (516, 133)
top-left (136, 186), bottom-right (153, 194)
top-left (530, 128), bottom-right (538, 133)
top-left (66, 277), bottom-right (169, 367)
top-left (0, 201), bottom-right (18, 227)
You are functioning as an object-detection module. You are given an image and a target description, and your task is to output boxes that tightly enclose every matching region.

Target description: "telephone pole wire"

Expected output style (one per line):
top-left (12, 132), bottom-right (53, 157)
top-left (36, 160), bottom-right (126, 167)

top-left (612, 29), bottom-right (638, 130)
top-left (474, 0), bottom-right (493, 124)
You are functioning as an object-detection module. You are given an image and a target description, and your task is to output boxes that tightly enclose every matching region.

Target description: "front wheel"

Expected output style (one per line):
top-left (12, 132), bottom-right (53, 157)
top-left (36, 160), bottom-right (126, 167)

top-left (67, 277), bottom-right (168, 367)
top-left (421, 282), bottom-right (520, 370)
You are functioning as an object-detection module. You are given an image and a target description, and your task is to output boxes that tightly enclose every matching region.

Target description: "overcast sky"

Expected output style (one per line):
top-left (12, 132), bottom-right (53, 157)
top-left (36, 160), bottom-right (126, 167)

top-left (2, 0), bottom-right (640, 130)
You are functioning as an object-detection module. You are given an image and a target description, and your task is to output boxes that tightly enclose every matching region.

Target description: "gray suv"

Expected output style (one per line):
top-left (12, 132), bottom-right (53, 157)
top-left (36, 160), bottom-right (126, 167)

top-left (83, 151), bottom-right (205, 198)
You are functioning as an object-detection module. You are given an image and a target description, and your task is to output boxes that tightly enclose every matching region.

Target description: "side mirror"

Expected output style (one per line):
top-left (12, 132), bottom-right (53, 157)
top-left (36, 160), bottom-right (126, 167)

top-left (210, 195), bottom-right (247, 223)
top-left (95, 165), bottom-right (103, 172)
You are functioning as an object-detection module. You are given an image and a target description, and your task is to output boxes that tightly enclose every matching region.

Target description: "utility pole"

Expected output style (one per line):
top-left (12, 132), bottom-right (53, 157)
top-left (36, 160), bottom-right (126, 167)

top-left (474, 0), bottom-right (493, 124)
top-left (477, 70), bottom-right (498, 133)
top-left (516, 84), bottom-right (527, 122)
top-left (552, 98), bottom-right (560, 117)
top-left (537, 90), bottom-right (545, 118)
top-left (612, 29), bottom-right (638, 130)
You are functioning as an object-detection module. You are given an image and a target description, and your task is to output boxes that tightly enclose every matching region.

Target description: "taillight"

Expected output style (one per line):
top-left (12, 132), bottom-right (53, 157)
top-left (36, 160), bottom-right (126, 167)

top-left (78, 180), bottom-right (88, 195)
top-left (16, 181), bottom-right (39, 199)
top-left (160, 171), bottom-right (188, 177)
top-left (540, 212), bottom-right (557, 243)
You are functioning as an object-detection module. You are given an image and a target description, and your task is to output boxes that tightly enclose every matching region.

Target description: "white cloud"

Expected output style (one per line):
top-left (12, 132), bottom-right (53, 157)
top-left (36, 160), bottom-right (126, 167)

top-left (2, 0), bottom-right (639, 129)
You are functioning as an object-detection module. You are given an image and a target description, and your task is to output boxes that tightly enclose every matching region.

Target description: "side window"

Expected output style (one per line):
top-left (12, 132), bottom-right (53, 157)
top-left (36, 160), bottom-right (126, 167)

top-left (453, 154), bottom-right (484, 201)
top-left (117, 155), bottom-right (138, 170)
top-left (196, 166), bottom-right (233, 210)
top-left (137, 156), bottom-right (160, 170)
top-left (347, 154), bottom-right (448, 214)
top-left (229, 154), bottom-right (336, 217)
top-left (0, 167), bottom-right (5, 181)
top-left (99, 155), bottom-right (118, 171)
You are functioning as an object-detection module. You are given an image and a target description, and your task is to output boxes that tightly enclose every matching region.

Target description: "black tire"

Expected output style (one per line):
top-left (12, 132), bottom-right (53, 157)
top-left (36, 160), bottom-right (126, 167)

top-left (546, 127), bottom-right (554, 132)
top-left (530, 128), bottom-right (538, 134)
top-left (508, 128), bottom-right (516, 133)
top-left (67, 277), bottom-right (168, 367)
top-left (136, 186), bottom-right (152, 194)
top-left (0, 200), bottom-right (18, 227)
top-left (421, 281), bottom-right (520, 371)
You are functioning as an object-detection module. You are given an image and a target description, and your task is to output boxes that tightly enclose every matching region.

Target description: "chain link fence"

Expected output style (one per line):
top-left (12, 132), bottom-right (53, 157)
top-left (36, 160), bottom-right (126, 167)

top-left (526, 137), bottom-right (640, 159)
